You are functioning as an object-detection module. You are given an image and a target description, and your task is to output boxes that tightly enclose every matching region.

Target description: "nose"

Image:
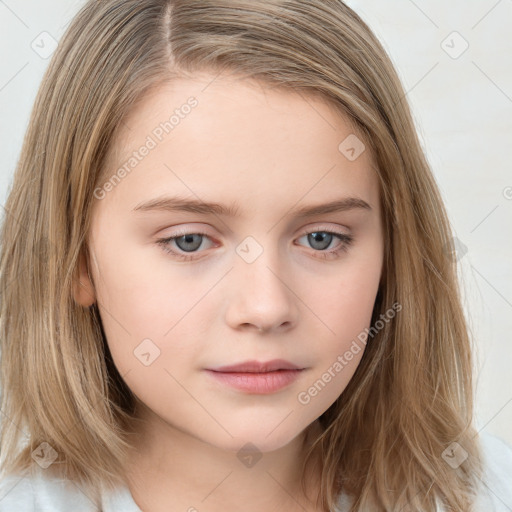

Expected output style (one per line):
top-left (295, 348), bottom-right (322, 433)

top-left (224, 243), bottom-right (299, 334)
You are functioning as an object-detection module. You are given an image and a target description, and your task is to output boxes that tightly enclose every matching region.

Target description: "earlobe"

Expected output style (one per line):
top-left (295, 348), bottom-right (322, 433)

top-left (73, 248), bottom-right (96, 307)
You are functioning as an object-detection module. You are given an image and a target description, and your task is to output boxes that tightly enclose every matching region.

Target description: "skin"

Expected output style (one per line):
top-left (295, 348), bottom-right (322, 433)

top-left (74, 71), bottom-right (384, 512)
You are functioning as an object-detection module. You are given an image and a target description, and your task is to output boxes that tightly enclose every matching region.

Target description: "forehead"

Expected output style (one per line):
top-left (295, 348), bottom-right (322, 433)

top-left (98, 72), bottom-right (380, 218)
top-left (115, 71), bottom-right (363, 146)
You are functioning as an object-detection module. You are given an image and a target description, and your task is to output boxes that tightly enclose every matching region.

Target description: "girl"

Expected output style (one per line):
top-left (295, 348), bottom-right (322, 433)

top-left (0, 1), bottom-right (511, 511)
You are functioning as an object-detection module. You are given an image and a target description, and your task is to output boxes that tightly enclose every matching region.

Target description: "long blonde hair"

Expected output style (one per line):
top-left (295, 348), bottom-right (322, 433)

top-left (0, 1), bottom-right (483, 510)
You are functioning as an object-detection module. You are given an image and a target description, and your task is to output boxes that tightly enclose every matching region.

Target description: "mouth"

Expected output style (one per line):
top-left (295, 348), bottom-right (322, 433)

top-left (204, 359), bottom-right (306, 394)
top-left (207, 359), bottom-right (303, 373)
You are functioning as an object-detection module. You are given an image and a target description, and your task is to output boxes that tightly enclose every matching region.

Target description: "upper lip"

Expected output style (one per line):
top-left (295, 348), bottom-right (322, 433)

top-left (208, 359), bottom-right (302, 373)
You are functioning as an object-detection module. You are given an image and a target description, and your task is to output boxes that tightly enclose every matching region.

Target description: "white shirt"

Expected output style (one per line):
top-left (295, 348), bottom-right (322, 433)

top-left (0, 431), bottom-right (511, 511)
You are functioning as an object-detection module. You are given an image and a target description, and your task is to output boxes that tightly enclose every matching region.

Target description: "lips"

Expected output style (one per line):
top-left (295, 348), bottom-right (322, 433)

top-left (205, 360), bottom-right (306, 393)
top-left (208, 359), bottom-right (302, 373)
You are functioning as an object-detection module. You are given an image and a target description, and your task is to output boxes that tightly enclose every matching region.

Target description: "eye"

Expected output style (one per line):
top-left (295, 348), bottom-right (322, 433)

top-left (156, 230), bottom-right (215, 261)
top-left (156, 227), bottom-right (354, 261)
top-left (295, 228), bottom-right (354, 260)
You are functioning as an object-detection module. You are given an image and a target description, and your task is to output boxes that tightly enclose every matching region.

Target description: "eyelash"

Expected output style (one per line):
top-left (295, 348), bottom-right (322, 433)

top-left (156, 227), bottom-right (354, 262)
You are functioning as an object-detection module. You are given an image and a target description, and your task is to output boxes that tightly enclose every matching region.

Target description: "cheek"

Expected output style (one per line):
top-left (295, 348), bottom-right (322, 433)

top-left (317, 259), bottom-right (381, 346)
top-left (94, 236), bottom-right (207, 331)
top-left (96, 280), bottom-right (200, 375)
top-left (294, 260), bottom-right (380, 411)
top-left (91, 253), bottom-right (194, 376)
top-left (96, 277), bottom-right (201, 415)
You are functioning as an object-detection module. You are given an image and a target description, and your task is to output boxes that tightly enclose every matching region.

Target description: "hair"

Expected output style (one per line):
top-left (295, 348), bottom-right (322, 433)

top-left (0, 0), bottom-right (484, 510)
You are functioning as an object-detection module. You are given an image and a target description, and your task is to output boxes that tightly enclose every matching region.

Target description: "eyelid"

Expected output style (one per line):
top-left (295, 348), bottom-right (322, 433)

top-left (159, 221), bottom-right (351, 234)
top-left (156, 223), bottom-right (354, 262)
top-left (157, 223), bottom-right (351, 244)
top-left (296, 223), bottom-right (351, 237)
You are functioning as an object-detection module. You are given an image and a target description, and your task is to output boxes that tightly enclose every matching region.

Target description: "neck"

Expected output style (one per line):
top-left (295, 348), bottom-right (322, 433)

top-left (123, 402), bottom-right (325, 512)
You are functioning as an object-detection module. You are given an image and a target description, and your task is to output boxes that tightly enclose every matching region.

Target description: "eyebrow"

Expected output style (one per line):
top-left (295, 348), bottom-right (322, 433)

top-left (132, 195), bottom-right (372, 217)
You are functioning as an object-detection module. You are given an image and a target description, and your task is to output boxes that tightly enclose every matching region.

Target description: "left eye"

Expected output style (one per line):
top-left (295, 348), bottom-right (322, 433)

top-left (156, 230), bottom-right (215, 260)
top-left (297, 231), bottom-right (346, 251)
top-left (156, 229), bottom-right (354, 261)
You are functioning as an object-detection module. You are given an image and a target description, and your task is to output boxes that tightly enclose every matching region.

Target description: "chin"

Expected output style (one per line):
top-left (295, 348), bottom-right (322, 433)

top-left (207, 423), bottom-right (306, 455)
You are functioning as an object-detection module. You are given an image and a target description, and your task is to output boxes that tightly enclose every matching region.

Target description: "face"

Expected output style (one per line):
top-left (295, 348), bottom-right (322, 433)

top-left (77, 72), bottom-right (383, 454)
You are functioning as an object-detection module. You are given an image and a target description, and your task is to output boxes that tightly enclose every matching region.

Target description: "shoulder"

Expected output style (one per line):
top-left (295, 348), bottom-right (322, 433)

top-left (332, 432), bottom-right (512, 511)
top-left (0, 467), bottom-right (96, 511)
top-left (0, 466), bottom-right (141, 512)
top-left (472, 431), bottom-right (512, 511)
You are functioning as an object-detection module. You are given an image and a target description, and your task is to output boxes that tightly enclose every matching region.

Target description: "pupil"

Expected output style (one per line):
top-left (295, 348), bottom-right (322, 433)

top-left (309, 232), bottom-right (331, 250)
top-left (178, 234), bottom-right (202, 252)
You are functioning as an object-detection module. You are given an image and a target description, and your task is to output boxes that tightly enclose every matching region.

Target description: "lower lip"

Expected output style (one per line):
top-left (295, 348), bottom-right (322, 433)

top-left (205, 369), bottom-right (304, 394)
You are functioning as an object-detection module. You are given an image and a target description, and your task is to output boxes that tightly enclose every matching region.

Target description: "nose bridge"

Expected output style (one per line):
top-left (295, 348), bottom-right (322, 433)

top-left (225, 233), bottom-right (298, 331)
top-left (235, 233), bottom-right (284, 285)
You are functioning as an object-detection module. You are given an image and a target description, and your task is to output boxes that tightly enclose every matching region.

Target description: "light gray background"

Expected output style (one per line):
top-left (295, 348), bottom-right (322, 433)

top-left (0, 1), bottom-right (511, 446)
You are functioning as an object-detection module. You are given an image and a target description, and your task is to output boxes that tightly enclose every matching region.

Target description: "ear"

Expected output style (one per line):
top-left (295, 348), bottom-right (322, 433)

top-left (73, 247), bottom-right (96, 307)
